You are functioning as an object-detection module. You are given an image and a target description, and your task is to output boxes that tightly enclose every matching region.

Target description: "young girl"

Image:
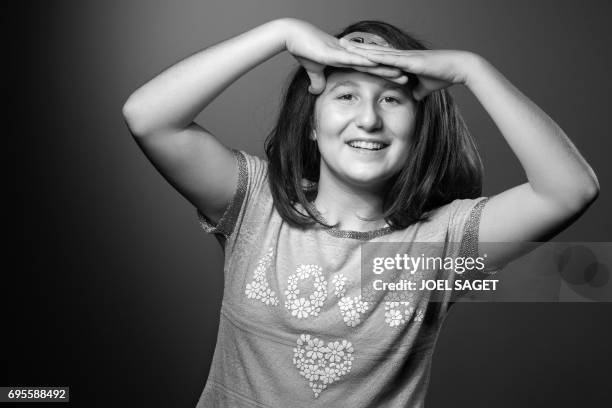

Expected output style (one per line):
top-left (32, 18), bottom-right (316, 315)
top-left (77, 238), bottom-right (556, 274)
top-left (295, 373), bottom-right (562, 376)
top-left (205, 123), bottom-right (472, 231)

top-left (122, 18), bottom-right (598, 407)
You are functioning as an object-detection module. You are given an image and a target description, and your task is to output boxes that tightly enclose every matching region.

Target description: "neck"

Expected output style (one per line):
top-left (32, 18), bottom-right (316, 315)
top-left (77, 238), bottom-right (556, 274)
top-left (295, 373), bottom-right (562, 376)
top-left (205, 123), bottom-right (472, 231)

top-left (313, 172), bottom-right (388, 232)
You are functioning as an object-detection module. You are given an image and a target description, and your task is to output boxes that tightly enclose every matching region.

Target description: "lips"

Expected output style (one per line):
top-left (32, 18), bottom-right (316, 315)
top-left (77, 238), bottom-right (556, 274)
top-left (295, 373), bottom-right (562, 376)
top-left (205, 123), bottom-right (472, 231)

top-left (346, 139), bottom-right (390, 151)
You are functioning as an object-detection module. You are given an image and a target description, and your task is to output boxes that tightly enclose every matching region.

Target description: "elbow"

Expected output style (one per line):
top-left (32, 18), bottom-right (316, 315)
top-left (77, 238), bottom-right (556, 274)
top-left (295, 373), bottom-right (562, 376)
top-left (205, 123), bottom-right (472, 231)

top-left (582, 179), bottom-right (600, 206)
top-left (581, 167), bottom-right (600, 205)
top-left (567, 163), bottom-right (600, 212)
top-left (122, 94), bottom-right (150, 137)
top-left (568, 176), bottom-right (600, 213)
top-left (543, 177), bottom-right (600, 215)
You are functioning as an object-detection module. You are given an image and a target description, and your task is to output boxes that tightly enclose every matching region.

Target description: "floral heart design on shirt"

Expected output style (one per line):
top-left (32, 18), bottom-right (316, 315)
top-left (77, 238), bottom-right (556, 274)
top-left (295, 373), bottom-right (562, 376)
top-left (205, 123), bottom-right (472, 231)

top-left (293, 334), bottom-right (354, 398)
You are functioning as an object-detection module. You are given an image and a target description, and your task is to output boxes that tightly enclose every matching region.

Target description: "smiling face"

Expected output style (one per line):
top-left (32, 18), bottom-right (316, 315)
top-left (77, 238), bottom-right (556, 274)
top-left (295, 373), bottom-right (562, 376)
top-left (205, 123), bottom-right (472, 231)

top-left (313, 69), bottom-right (417, 192)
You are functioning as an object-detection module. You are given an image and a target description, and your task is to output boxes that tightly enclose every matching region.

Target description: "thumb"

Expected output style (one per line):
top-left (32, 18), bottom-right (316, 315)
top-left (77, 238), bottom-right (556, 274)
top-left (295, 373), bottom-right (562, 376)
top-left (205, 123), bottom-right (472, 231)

top-left (412, 82), bottom-right (427, 101)
top-left (412, 79), bottom-right (432, 101)
top-left (295, 56), bottom-right (327, 94)
top-left (305, 68), bottom-right (326, 95)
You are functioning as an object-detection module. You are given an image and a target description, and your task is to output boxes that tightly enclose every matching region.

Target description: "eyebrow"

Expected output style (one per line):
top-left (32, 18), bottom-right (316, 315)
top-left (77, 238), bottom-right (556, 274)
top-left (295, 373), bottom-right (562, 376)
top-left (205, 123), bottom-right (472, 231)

top-left (328, 80), bottom-right (408, 94)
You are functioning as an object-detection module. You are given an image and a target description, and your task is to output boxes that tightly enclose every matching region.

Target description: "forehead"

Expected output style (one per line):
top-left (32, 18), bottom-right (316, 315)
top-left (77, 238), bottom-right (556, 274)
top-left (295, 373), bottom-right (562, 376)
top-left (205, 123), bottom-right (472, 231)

top-left (325, 70), bottom-right (408, 94)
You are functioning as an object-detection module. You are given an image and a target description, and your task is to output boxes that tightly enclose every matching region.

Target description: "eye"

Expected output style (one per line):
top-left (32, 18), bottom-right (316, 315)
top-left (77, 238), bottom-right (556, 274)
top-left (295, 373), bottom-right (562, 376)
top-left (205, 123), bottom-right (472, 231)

top-left (337, 93), bottom-right (355, 101)
top-left (382, 96), bottom-right (400, 104)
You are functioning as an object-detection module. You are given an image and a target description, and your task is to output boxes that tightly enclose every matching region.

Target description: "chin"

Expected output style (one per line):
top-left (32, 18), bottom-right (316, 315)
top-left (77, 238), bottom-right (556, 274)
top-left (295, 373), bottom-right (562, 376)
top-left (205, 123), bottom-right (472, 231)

top-left (343, 170), bottom-right (392, 189)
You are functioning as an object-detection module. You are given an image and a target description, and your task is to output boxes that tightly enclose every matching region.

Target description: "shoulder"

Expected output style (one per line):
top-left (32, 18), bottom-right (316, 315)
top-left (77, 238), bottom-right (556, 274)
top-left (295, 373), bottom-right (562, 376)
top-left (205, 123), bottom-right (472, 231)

top-left (421, 197), bottom-right (489, 240)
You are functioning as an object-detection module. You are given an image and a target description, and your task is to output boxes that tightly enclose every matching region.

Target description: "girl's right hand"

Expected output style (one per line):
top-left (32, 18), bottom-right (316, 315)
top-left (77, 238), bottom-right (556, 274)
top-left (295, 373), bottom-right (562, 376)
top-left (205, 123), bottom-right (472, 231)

top-left (282, 18), bottom-right (408, 94)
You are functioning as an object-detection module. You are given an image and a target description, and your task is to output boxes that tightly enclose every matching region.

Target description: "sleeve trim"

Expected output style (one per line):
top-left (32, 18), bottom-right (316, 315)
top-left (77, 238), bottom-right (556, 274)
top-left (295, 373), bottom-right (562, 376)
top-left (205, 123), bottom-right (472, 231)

top-left (458, 197), bottom-right (489, 259)
top-left (196, 149), bottom-right (248, 238)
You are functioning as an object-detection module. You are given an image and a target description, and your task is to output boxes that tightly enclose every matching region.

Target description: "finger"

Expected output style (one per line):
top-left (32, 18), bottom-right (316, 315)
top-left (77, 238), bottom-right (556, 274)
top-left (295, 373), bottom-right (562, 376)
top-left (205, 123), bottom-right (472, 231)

top-left (339, 38), bottom-right (399, 52)
top-left (350, 67), bottom-right (409, 85)
top-left (391, 75), bottom-right (410, 85)
top-left (343, 45), bottom-right (420, 59)
top-left (363, 52), bottom-right (425, 74)
top-left (333, 48), bottom-right (378, 67)
top-left (306, 69), bottom-right (327, 94)
top-left (412, 81), bottom-right (428, 101)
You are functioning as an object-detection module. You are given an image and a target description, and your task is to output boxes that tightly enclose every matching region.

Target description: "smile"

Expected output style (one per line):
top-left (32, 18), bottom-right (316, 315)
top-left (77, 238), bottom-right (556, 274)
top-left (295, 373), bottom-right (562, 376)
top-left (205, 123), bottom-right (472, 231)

top-left (346, 140), bottom-right (389, 151)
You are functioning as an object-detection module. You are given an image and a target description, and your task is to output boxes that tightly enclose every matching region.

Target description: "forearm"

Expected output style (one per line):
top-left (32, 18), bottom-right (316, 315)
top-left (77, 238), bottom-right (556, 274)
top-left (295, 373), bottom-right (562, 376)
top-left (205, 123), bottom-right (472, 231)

top-left (465, 56), bottom-right (599, 208)
top-left (122, 18), bottom-right (289, 136)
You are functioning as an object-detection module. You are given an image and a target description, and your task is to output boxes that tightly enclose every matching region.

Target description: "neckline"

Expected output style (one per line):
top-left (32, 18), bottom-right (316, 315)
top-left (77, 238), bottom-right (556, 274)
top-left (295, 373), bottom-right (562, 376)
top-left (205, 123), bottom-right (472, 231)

top-left (305, 202), bottom-right (396, 241)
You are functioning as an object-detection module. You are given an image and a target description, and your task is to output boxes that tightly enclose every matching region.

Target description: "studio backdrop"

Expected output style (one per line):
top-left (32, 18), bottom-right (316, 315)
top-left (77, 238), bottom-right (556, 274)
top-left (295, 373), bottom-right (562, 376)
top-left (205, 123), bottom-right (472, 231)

top-left (10, 0), bottom-right (611, 407)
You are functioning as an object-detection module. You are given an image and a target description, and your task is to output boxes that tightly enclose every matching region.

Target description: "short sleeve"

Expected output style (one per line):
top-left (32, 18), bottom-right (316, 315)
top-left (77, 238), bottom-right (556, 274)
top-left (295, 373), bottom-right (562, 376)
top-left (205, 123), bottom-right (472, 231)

top-left (448, 197), bottom-right (489, 260)
top-left (445, 197), bottom-right (500, 306)
top-left (196, 149), bottom-right (268, 241)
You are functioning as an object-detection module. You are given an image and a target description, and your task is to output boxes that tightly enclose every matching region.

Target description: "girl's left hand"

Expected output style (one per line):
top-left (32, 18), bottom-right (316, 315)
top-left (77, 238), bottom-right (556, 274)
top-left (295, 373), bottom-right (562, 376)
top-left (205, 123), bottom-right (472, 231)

top-left (339, 39), bottom-right (480, 101)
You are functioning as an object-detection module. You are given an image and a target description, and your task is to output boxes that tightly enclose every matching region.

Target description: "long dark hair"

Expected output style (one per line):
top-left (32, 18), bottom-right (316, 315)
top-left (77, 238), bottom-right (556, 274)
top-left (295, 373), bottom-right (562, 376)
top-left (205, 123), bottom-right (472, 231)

top-left (265, 20), bottom-right (483, 229)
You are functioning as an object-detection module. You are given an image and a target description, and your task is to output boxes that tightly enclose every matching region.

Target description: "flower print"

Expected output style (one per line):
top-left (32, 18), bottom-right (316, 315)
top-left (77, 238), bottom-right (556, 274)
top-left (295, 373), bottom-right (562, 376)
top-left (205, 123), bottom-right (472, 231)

top-left (343, 309), bottom-right (361, 327)
top-left (262, 289), bottom-right (279, 305)
top-left (313, 280), bottom-right (327, 292)
top-left (337, 361), bottom-right (351, 376)
top-left (354, 297), bottom-right (369, 313)
top-left (340, 340), bottom-right (353, 352)
top-left (253, 266), bottom-right (266, 282)
top-left (300, 365), bottom-right (312, 380)
top-left (284, 286), bottom-right (300, 300)
top-left (384, 301), bottom-right (400, 311)
top-left (338, 297), bottom-right (354, 312)
top-left (306, 343), bottom-right (324, 360)
top-left (303, 364), bottom-right (320, 381)
top-left (324, 341), bottom-right (345, 363)
top-left (310, 382), bottom-right (324, 398)
top-left (415, 308), bottom-right (425, 322)
top-left (291, 298), bottom-right (312, 319)
top-left (285, 263), bottom-right (327, 320)
top-left (309, 290), bottom-right (326, 308)
top-left (297, 334), bottom-right (311, 345)
top-left (337, 296), bottom-right (369, 327)
top-left (385, 309), bottom-right (405, 327)
top-left (293, 334), bottom-right (354, 398)
top-left (245, 281), bottom-right (261, 299)
top-left (296, 265), bottom-right (311, 280)
top-left (244, 247), bottom-right (279, 306)
top-left (320, 366), bottom-right (338, 385)
top-left (332, 273), bottom-right (349, 297)
top-left (332, 273), bottom-right (346, 285)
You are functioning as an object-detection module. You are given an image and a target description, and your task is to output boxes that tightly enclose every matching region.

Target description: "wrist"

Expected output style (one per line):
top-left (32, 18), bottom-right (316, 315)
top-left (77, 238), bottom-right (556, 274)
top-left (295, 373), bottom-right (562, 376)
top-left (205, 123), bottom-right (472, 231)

top-left (272, 18), bottom-right (301, 51)
top-left (463, 53), bottom-right (494, 89)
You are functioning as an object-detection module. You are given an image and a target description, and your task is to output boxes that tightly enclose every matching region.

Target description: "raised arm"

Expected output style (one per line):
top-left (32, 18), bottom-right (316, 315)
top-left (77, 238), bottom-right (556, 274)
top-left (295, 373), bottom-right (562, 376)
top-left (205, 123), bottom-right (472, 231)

top-left (463, 57), bottom-right (599, 242)
top-left (121, 19), bottom-right (290, 223)
top-left (122, 18), bottom-right (401, 224)
top-left (339, 42), bottom-right (599, 268)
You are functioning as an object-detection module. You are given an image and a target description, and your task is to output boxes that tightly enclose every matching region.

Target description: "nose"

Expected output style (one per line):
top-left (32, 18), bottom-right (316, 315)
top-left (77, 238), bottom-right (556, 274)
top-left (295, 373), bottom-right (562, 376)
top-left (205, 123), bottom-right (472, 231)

top-left (355, 100), bottom-right (383, 132)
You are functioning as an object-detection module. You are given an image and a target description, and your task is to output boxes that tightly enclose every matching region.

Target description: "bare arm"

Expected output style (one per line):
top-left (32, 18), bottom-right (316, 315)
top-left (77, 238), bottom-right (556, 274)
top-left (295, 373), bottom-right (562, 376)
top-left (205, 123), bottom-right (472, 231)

top-left (121, 19), bottom-right (291, 223)
top-left (122, 18), bottom-right (394, 224)
top-left (340, 43), bottom-right (599, 268)
top-left (466, 56), bottom-right (599, 265)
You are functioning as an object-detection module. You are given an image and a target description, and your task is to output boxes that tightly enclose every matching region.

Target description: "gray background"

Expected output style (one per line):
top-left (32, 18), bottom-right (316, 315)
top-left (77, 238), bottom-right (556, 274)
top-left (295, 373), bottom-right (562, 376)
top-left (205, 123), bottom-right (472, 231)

top-left (10, 0), bottom-right (611, 407)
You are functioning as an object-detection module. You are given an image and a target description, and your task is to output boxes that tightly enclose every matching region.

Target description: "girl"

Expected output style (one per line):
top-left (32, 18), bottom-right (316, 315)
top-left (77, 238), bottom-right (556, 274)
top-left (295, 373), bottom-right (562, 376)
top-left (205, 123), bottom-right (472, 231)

top-left (122, 18), bottom-right (598, 407)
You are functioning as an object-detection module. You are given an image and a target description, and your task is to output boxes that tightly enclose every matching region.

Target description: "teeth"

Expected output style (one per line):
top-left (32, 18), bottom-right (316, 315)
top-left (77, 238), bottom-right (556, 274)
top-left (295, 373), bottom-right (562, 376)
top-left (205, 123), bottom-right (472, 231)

top-left (348, 140), bottom-right (387, 150)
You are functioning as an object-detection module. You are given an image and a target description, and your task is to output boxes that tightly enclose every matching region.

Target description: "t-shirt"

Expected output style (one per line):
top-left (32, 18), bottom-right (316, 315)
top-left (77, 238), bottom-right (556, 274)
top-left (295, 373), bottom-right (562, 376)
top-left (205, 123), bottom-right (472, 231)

top-left (195, 149), bottom-right (490, 408)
